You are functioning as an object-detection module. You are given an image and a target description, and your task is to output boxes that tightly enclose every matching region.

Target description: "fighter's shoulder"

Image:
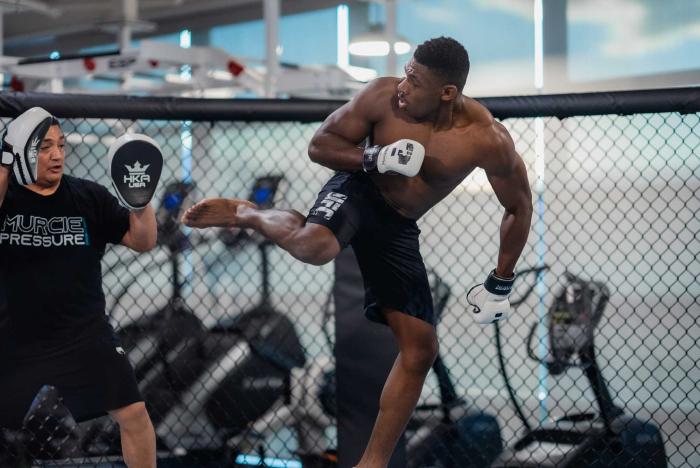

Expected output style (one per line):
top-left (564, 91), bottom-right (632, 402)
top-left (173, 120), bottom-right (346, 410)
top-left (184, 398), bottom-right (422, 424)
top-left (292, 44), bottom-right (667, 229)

top-left (366, 76), bottom-right (400, 93)
top-left (464, 98), bottom-right (514, 155)
top-left (348, 77), bottom-right (397, 120)
top-left (354, 77), bottom-right (398, 103)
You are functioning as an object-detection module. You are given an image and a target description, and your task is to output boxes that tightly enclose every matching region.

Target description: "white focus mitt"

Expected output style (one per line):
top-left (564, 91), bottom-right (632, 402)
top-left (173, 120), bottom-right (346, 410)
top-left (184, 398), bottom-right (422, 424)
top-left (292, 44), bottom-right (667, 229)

top-left (107, 133), bottom-right (163, 210)
top-left (1, 107), bottom-right (56, 185)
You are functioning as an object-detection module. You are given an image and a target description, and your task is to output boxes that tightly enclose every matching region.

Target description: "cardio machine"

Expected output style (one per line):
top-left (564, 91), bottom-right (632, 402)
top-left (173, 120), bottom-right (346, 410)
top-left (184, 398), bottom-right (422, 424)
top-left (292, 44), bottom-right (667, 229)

top-left (82, 176), bottom-right (305, 462)
top-left (151, 175), bottom-right (306, 454)
top-left (491, 269), bottom-right (668, 468)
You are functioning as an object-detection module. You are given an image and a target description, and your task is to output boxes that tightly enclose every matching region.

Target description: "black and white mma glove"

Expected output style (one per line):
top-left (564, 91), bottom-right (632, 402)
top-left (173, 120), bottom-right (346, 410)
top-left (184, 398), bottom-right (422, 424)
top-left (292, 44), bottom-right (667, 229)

top-left (362, 139), bottom-right (425, 177)
top-left (467, 270), bottom-right (516, 324)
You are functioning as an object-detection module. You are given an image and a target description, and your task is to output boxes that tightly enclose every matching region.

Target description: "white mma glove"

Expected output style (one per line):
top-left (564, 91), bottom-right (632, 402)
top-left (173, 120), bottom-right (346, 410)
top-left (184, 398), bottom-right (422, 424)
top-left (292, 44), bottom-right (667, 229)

top-left (1, 107), bottom-right (56, 185)
top-left (363, 139), bottom-right (424, 177)
top-left (467, 270), bottom-right (516, 324)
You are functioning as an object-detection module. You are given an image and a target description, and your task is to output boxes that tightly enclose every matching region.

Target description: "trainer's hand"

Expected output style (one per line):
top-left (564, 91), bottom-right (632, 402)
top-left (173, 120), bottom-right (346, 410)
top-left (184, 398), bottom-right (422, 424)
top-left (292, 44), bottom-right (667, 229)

top-left (467, 270), bottom-right (515, 324)
top-left (362, 139), bottom-right (424, 177)
top-left (108, 133), bottom-right (163, 210)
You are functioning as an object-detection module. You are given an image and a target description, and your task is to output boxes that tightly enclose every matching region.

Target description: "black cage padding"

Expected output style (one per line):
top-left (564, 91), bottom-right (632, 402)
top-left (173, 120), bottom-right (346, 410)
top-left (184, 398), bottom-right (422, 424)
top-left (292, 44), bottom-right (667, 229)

top-left (0, 86), bottom-right (698, 121)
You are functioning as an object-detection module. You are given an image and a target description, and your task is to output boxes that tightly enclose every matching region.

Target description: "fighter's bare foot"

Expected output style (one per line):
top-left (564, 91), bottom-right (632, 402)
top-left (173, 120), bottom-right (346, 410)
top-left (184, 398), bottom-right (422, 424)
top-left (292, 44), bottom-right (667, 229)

top-left (181, 198), bottom-right (257, 228)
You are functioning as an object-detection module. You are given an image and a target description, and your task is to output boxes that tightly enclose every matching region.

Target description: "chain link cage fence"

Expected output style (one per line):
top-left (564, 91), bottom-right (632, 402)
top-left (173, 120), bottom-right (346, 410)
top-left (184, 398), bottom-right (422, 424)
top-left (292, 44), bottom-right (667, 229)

top-left (0, 88), bottom-right (698, 468)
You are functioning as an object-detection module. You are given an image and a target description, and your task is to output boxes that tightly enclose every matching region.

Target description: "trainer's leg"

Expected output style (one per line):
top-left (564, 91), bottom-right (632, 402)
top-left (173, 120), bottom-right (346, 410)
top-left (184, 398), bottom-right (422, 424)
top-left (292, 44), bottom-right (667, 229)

top-left (356, 310), bottom-right (438, 468)
top-left (182, 198), bottom-right (340, 265)
top-left (109, 402), bottom-right (155, 468)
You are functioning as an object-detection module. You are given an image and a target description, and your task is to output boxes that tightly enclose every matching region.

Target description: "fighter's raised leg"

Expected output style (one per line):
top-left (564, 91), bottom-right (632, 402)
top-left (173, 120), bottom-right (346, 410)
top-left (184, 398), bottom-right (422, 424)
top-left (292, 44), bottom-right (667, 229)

top-left (182, 198), bottom-right (341, 266)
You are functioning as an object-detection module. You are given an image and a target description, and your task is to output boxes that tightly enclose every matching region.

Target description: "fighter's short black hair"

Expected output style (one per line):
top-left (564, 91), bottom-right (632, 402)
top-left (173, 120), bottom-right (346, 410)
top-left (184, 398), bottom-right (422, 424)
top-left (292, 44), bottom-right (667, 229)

top-left (413, 36), bottom-right (470, 91)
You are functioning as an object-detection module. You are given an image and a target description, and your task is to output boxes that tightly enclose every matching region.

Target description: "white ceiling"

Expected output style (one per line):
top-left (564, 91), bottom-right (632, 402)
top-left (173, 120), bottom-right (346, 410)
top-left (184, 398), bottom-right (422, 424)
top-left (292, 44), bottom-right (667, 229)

top-left (1, 0), bottom-right (350, 57)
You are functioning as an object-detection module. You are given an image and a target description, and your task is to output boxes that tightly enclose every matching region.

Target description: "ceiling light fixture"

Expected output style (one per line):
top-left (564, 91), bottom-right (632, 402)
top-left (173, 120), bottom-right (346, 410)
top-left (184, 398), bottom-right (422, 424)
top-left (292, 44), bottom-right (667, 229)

top-left (349, 25), bottom-right (411, 57)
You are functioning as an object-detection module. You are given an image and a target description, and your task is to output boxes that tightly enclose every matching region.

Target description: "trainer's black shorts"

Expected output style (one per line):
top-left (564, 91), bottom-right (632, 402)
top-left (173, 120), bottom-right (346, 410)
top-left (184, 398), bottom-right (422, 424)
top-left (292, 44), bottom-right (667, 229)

top-left (0, 329), bottom-right (142, 429)
top-left (307, 171), bottom-right (434, 325)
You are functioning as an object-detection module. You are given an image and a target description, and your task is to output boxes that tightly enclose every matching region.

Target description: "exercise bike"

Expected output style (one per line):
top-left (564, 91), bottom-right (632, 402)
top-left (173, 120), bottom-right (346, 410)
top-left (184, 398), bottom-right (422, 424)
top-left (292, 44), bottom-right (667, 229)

top-left (491, 268), bottom-right (668, 468)
top-left (151, 175), bottom-right (306, 457)
top-left (81, 177), bottom-right (305, 464)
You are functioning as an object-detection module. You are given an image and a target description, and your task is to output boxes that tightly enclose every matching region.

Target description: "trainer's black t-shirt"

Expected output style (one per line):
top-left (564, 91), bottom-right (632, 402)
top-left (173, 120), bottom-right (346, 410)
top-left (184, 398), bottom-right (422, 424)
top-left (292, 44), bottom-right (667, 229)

top-left (0, 175), bottom-right (130, 358)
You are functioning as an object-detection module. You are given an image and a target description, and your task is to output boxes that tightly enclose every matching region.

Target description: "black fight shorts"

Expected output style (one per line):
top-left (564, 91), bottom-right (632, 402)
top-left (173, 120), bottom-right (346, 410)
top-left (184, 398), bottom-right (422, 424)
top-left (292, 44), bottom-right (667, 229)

top-left (307, 171), bottom-right (434, 325)
top-left (0, 331), bottom-right (142, 429)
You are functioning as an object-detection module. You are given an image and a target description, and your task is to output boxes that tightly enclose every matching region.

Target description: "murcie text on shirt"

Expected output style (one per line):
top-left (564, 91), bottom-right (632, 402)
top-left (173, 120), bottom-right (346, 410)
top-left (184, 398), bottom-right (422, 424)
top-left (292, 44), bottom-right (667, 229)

top-left (0, 214), bottom-right (89, 247)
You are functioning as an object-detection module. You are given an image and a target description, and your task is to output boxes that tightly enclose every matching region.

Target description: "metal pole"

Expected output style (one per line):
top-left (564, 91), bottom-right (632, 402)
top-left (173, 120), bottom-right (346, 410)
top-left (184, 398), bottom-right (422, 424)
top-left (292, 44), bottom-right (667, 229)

top-left (120, 0), bottom-right (137, 50)
top-left (533, 0), bottom-right (550, 425)
top-left (385, 0), bottom-right (397, 77)
top-left (263, 0), bottom-right (280, 98)
top-left (543, 0), bottom-right (567, 92)
top-left (118, 0), bottom-right (138, 91)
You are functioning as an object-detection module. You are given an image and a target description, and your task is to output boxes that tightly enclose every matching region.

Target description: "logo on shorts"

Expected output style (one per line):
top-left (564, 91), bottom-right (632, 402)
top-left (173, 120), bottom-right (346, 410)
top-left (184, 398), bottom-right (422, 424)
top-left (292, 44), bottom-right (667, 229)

top-left (124, 161), bottom-right (151, 188)
top-left (115, 346), bottom-right (126, 355)
top-left (311, 192), bottom-right (347, 220)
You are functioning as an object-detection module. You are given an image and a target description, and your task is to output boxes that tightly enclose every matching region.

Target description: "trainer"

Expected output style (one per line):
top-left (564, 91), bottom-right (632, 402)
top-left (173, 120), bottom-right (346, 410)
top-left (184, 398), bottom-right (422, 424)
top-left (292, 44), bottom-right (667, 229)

top-left (183, 37), bottom-right (533, 468)
top-left (0, 107), bottom-right (162, 468)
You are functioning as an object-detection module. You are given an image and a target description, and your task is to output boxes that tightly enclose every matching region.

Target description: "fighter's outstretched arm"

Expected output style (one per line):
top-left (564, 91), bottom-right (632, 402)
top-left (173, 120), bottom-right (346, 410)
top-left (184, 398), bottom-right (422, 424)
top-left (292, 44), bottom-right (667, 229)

top-left (467, 121), bottom-right (532, 325)
top-left (480, 121), bottom-right (533, 277)
top-left (308, 78), bottom-right (391, 171)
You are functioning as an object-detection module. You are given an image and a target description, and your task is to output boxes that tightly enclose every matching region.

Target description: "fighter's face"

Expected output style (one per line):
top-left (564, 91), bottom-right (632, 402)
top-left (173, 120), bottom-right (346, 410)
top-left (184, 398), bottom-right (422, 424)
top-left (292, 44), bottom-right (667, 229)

top-left (396, 58), bottom-right (445, 119)
top-left (34, 125), bottom-right (65, 187)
